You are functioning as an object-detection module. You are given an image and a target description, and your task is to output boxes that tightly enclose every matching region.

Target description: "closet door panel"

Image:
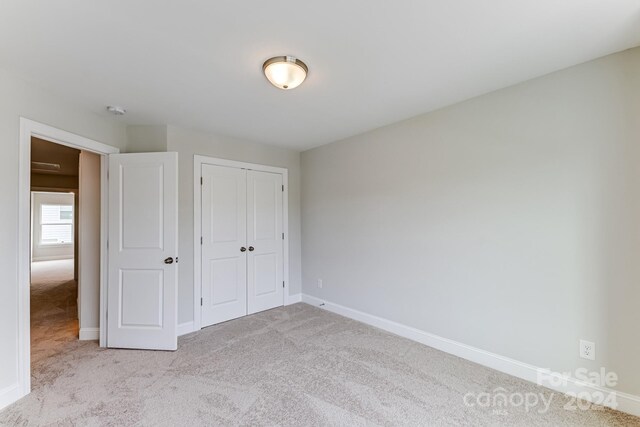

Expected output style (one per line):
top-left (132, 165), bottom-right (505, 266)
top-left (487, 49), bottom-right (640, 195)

top-left (247, 170), bottom-right (284, 314)
top-left (201, 164), bottom-right (247, 327)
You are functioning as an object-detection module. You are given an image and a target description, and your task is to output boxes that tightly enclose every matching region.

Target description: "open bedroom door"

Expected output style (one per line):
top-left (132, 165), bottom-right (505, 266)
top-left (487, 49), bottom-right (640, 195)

top-left (107, 152), bottom-right (178, 350)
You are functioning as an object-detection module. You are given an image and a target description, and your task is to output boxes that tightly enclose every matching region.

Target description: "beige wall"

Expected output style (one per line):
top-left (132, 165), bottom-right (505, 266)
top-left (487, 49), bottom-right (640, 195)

top-left (301, 47), bottom-right (640, 395)
top-left (166, 125), bottom-right (302, 325)
top-left (0, 67), bottom-right (127, 399)
top-left (126, 125), bottom-right (167, 152)
top-left (78, 151), bottom-right (102, 335)
top-left (31, 173), bottom-right (78, 190)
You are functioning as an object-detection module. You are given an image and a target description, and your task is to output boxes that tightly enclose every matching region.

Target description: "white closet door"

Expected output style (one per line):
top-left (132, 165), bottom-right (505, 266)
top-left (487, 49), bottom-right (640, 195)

top-left (107, 152), bottom-right (178, 350)
top-left (201, 164), bottom-right (247, 327)
top-left (247, 170), bottom-right (284, 314)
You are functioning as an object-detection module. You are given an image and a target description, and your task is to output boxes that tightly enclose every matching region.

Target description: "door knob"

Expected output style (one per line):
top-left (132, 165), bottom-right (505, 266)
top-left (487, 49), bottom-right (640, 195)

top-left (240, 247), bottom-right (246, 252)
top-left (164, 257), bottom-right (174, 264)
top-left (248, 246), bottom-right (255, 252)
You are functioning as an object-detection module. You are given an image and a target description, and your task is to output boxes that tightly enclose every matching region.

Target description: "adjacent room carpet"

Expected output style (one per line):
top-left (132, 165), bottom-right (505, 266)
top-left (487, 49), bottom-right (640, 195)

top-left (1, 298), bottom-right (638, 425)
top-left (29, 259), bottom-right (78, 370)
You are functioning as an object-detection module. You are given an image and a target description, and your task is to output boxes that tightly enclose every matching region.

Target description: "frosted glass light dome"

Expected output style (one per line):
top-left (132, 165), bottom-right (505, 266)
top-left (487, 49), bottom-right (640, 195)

top-left (263, 56), bottom-right (308, 90)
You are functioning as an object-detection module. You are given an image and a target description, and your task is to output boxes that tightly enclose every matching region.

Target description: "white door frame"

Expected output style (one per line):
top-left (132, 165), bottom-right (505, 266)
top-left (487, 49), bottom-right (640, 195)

top-left (193, 155), bottom-right (290, 331)
top-left (18, 118), bottom-right (119, 398)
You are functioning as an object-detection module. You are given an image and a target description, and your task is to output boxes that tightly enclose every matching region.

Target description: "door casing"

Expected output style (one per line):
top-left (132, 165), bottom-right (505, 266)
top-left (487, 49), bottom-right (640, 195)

top-left (193, 155), bottom-right (290, 332)
top-left (17, 118), bottom-right (119, 403)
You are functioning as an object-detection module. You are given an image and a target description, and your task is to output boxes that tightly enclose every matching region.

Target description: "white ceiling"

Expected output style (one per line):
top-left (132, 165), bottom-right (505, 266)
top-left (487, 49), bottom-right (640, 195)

top-left (1, 1), bottom-right (639, 151)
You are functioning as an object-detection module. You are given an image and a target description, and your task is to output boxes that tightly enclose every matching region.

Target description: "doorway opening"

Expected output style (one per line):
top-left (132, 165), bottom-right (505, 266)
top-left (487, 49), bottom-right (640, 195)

top-left (29, 138), bottom-right (88, 381)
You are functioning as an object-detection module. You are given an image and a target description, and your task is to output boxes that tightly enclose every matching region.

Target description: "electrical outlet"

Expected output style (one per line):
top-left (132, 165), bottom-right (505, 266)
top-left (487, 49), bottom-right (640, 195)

top-left (317, 279), bottom-right (323, 289)
top-left (580, 340), bottom-right (596, 360)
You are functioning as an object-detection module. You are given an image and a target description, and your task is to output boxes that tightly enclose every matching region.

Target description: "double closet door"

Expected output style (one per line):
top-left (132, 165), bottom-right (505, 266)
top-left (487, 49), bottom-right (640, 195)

top-left (201, 164), bottom-right (284, 327)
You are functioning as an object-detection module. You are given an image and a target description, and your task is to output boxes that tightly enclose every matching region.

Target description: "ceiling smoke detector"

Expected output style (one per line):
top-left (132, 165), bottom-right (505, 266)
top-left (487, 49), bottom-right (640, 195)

top-left (106, 105), bottom-right (127, 115)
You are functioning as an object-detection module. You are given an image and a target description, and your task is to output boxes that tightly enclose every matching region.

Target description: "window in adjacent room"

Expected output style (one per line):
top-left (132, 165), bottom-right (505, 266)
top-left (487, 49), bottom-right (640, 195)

top-left (40, 204), bottom-right (73, 245)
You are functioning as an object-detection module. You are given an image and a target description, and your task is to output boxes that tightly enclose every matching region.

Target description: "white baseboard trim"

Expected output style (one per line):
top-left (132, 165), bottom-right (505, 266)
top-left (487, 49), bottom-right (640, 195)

top-left (178, 321), bottom-right (195, 337)
top-left (285, 293), bottom-right (302, 305)
top-left (0, 383), bottom-right (22, 411)
top-left (301, 294), bottom-right (640, 418)
top-left (79, 327), bottom-right (99, 341)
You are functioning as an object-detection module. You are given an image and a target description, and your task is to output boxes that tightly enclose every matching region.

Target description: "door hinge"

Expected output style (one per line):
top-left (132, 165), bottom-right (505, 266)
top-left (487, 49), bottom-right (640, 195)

top-left (200, 176), bottom-right (203, 185)
top-left (282, 233), bottom-right (284, 240)
top-left (200, 236), bottom-right (203, 245)
top-left (282, 185), bottom-right (284, 191)
top-left (106, 240), bottom-right (109, 249)
top-left (200, 297), bottom-right (203, 306)
top-left (283, 281), bottom-right (285, 288)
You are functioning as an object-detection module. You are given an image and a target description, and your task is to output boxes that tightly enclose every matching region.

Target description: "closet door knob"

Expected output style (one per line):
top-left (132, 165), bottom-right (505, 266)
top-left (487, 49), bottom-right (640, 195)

top-left (248, 246), bottom-right (255, 252)
top-left (240, 247), bottom-right (246, 252)
top-left (164, 257), bottom-right (174, 264)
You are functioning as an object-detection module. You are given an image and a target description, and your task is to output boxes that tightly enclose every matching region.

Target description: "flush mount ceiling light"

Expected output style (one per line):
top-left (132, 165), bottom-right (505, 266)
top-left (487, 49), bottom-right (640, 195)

top-left (263, 56), bottom-right (308, 90)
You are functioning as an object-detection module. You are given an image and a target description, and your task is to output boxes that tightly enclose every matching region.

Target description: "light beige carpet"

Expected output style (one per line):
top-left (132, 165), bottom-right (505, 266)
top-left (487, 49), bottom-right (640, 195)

top-left (1, 277), bottom-right (638, 425)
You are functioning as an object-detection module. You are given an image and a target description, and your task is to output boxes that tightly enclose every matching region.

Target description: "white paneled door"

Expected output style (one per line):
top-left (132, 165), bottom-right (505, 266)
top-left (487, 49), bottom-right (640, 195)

top-left (201, 164), bottom-right (247, 326)
top-left (247, 170), bottom-right (283, 315)
top-left (107, 152), bottom-right (178, 350)
top-left (200, 164), bottom-right (284, 328)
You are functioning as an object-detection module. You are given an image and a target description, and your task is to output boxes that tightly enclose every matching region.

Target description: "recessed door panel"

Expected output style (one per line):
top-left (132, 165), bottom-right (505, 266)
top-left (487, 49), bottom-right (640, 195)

top-left (120, 269), bottom-right (163, 328)
top-left (253, 253), bottom-right (277, 297)
top-left (121, 164), bottom-right (164, 249)
top-left (201, 164), bottom-right (247, 327)
top-left (210, 258), bottom-right (239, 305)
top-left (253, 179), bottom-right (276, 241)
top-left (211, 175), bottom-right (239, 243)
